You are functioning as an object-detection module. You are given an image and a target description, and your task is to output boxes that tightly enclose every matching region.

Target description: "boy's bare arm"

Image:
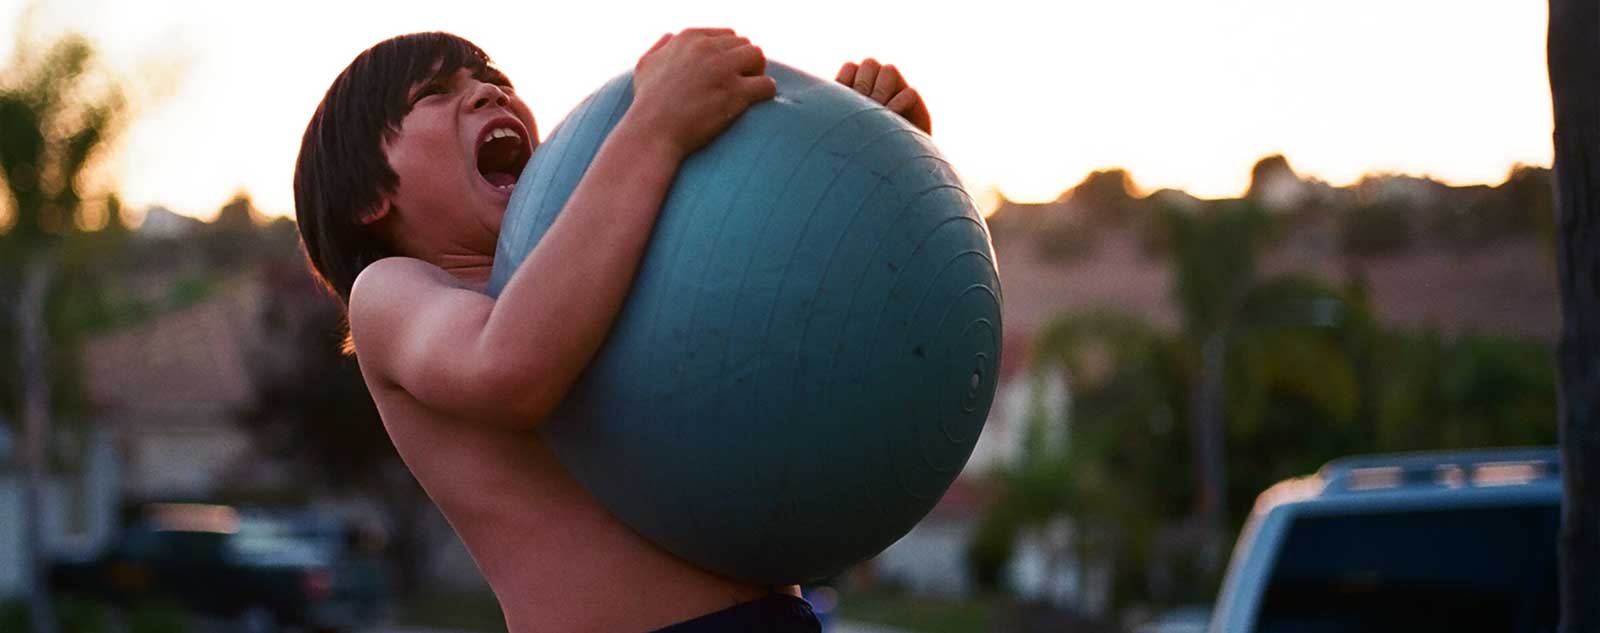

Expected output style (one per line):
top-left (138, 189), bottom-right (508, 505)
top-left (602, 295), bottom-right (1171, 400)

top-left (350, 29), bottom-right (776, 429)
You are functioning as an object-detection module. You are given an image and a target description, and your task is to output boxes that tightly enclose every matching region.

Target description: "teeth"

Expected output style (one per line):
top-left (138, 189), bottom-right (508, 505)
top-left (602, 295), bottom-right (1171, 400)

top-left (488, 127), bottom-right (520, 141)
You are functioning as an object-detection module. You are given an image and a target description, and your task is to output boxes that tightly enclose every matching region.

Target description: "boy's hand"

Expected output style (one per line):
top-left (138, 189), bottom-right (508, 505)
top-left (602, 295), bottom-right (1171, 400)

top-left (837, 58), bottom-right (932, 135)
top-left (630, 28), bottom-right (778, 157)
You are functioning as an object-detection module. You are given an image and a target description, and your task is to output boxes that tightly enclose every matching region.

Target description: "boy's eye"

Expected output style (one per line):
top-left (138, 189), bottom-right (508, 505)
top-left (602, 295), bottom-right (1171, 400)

top-left (411, 83), bottom-right (447, 104)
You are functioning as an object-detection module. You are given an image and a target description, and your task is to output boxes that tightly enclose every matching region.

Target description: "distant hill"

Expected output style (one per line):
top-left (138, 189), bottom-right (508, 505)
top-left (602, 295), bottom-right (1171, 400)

top-left (987, 156), bottom-right (1558, 341)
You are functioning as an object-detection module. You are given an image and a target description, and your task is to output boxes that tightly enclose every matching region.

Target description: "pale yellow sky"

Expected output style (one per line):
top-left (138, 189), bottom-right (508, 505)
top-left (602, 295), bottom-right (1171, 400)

top-left (1, 0), bottom-right (1554, 222)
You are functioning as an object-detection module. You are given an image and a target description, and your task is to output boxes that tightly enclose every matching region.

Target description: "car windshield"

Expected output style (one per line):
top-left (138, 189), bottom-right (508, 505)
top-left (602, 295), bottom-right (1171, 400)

top-left (1254, 504), bottom-right (1559, 633)
top-left (225, 519), bottom-right (329, 567)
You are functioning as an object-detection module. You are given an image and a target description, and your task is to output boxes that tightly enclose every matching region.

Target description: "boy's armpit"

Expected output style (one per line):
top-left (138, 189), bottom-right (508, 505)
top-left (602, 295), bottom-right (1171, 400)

top-left (348, 257), bottom-right (544, 429)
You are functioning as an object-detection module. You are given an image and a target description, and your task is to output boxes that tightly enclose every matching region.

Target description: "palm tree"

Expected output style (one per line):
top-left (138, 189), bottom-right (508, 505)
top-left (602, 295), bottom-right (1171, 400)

top-left (1163, 201), bottom-right (1388, 569)
top-left (1, 31), bottom-right (125, 633)
top-left (1159, 200), bottom-right (1274, 568)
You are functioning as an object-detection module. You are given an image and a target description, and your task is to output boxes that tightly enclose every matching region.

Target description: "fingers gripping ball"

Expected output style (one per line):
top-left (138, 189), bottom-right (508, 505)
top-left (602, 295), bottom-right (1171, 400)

top-left (488, 61), bottom-right (1002, 584)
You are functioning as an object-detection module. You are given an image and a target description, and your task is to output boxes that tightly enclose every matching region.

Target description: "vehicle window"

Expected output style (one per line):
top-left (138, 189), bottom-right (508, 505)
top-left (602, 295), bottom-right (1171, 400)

top-left (1254, 505), bottom-right (1559, 633)
top-left (164, 530), bottom-right (229, 562)
top-left (116, 528), bottom-right (168, 560)
top-left (225, 521), bottom-right (327, 566)
top-left (119, 528), bottom-right (230, 562)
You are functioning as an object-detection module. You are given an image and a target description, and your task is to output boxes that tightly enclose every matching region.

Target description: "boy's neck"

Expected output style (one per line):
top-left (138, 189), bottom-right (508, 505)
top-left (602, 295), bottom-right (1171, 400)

top-left (436, 253), bottom-right (495, 293)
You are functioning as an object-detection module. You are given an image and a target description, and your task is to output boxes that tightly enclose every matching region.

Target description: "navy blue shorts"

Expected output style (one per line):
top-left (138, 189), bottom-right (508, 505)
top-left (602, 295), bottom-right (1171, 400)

top-left (649, 593), bottom-right (821, 632)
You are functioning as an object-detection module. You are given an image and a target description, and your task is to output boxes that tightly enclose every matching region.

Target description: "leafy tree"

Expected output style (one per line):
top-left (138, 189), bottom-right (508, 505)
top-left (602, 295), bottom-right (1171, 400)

top-left (1245, 155), bottom-right (1296, 201)
top-left (1036, 314), bottom-right (1190, 607)
top-left (236, 258), bottom-right (437, 597)
top-left (1068, 169), bottom-right (1140, 228)
top-left (200, 191), bottom-right (276, 269)
top-left (1047, 283), bottom-right (1372, 610)
top-left (982, 195), bottom-right (1561, 614)
top-left (1370, 333), bottom-right (1557, 452)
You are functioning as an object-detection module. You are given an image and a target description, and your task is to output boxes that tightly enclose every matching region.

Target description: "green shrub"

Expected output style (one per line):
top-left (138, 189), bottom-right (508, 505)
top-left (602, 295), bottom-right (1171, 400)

top-left (126, 600), bottom-right (190, 633)
top-left (0, 596), bottom-right (119, 633)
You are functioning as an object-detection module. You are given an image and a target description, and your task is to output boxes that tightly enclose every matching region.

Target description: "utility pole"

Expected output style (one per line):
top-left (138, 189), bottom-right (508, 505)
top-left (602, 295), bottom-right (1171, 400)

top-left (1549, 0), bottom-right (1599, 630)
top-left (18, 253), bottom-right (58, 633)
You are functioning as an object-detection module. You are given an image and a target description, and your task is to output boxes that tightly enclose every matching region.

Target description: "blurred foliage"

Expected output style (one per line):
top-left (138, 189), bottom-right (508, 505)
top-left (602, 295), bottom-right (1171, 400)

top-left (2, 596), bottom-right (106, 633)
top-left (1427, 165), bottom-right (1556, 249)
top-left (1339, 200), bottom-right (1415, 255)
top-left (398, 590), bottom-right (508, 632)
top-left (123, 600), bottom-right (189, 633)
top-left (0, 33), bottom-right (124, 252)
top-left (0, 25), bottom-right (129, 470)
top-left (1370, 333), bottom-right (1556, 451)
top-left (1021, 170), bottom-right (1143, 262)
top-left (1068, 170), bottom-right (1140, 229)
top-left (235, 256), bottom-right (437, 597)
top-left (1161, 201), bottom-right (1277, 338)
top-left (972, 198), bottom-right (1558, 615)
top-left (236, 263), bottom-right (392, 491)
top-left (835, 589), bottom-right (999, 633)
top-left (0, 596), bottom-right (187, 633)
top-left (988, 159), bottom-right (1555, 261)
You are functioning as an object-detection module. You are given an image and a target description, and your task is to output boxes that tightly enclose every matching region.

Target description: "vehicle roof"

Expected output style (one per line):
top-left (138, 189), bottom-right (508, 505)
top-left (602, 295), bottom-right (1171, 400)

top-left (141, 502), bottom-right (242, 534)
top-left (1253, 446), bottom-right (1561, 517)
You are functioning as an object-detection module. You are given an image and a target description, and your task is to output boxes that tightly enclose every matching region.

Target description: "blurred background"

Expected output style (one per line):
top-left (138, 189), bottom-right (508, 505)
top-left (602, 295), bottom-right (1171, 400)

top-left (0, 0), bottom-right (1563, 631)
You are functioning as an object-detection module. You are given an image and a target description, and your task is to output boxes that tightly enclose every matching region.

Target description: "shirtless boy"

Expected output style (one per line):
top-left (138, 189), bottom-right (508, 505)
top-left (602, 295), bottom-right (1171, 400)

top-left (293, 29), bottom-right (932, 632)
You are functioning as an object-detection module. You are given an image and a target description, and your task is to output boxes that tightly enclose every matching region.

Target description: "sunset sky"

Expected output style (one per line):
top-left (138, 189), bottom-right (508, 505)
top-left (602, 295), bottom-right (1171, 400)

top-left (0, 0), bottom-right (1554, 222)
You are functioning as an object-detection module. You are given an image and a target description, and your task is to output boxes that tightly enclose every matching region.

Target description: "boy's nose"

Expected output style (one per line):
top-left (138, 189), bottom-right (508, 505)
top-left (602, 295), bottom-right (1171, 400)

top-left (469, 82), bottom-right (510, 110)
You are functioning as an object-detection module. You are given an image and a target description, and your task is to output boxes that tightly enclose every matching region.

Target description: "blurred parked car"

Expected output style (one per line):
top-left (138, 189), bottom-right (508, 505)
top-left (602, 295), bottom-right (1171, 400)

top-left (1209, 448), bottom-right (1559, 633)
top-left (1135, 606), bottom-right (1211, 633)
top-left (50, 502), bottom-right (390, 632)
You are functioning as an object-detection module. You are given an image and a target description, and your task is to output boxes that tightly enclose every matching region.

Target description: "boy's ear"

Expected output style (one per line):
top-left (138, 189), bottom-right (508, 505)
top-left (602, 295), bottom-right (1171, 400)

top-left (358, 199), bottom-right (392, 225)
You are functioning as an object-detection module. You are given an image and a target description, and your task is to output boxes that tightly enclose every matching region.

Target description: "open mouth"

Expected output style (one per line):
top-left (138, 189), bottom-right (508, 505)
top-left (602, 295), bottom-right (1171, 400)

top-left (475, 118), bottom-right (531, 193)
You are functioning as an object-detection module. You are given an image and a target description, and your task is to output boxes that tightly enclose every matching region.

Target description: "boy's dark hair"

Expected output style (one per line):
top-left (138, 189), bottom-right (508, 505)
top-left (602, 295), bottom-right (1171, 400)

top-left (293, 32), bottom-right (500, 308)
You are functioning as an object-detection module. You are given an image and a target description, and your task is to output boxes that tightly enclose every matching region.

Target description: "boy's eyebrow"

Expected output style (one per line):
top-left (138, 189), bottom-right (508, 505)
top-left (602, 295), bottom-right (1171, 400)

top-left (404, 62), bottom-right (452, 101)
top-left (403, 62), bottom-right (510, 104)
top-left (478, 65), bottom-right (513, 88)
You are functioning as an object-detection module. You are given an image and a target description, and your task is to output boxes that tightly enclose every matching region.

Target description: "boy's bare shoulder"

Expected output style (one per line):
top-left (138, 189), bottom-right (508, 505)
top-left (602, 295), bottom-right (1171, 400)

top-left (352, 256), bottom-right (464, 295)
top-left (351, 257), bottom-right (468, 312)
top-left (347, 257), bottom-right (476, 359)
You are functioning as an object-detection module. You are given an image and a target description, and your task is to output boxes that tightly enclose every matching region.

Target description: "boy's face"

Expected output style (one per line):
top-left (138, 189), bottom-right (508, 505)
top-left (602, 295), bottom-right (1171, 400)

top-left (377, 65), bottom-right (537, 249)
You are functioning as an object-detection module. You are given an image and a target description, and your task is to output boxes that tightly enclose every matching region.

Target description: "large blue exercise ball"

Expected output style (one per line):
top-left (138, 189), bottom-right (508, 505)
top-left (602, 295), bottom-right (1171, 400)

top-left (488, 61), bottom-right (1002, 584)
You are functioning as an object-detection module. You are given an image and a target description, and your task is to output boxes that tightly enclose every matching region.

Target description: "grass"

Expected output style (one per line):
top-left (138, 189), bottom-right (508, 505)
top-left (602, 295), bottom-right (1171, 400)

top-left (399, 586), bottom-right (998, 633)
top-left (398, 590), bottom-right (507, 632)
top-left (832, 588), bottom-right (997, 633)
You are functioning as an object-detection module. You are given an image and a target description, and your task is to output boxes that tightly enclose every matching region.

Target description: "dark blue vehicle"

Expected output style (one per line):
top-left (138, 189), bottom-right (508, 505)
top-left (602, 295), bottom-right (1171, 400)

top-left (1209, 448), bottom-right (1560, 633)
top-left (50, 503), bottom-right (390, 632)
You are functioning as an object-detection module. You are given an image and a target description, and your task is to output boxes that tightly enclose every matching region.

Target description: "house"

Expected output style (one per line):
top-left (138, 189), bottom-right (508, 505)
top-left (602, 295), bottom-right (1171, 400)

top-left (79, 274), bottom-right (265, 500)
top-left (0, 426), bottom-right (120, 599)
top-left (870, 476), bottom-right (997, 597)
top-left (966, 333), bottom-right (1066, 474)
top-left (870, 330), bottom-right (1082, 601)
top-left (74, 268), bottom-right (491, 592)
top-left (0, 272), bottom-right (269, 599)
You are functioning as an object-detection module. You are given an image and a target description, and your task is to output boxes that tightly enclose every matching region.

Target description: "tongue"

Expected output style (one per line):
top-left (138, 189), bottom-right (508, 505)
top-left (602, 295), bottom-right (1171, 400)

top-left (484, 171), bottom-right (516, 188)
